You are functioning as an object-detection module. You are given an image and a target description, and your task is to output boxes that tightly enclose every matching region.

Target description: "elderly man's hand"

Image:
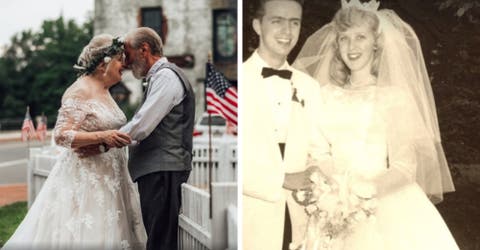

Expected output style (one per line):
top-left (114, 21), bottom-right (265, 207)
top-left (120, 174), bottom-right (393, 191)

top-left (98, 130), bottom-right (131, 148)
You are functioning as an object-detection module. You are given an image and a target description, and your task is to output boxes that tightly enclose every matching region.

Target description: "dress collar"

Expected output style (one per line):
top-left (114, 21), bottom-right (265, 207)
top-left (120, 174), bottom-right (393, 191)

top-left (146, 57), bottom-right (169, 82)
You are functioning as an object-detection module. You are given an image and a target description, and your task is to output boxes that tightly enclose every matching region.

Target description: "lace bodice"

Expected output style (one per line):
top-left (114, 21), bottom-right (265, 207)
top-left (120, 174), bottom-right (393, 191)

top-left (320, 84), bottom-right (388, 178)
top-left (319, 83), bottom-right (419, 183)
top-left (54, 95), bottom-right (127, 148)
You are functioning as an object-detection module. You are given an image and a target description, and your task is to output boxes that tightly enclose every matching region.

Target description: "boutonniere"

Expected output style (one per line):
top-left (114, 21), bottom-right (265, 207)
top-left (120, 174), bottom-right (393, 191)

top-left (291, 87), bottom-right (305, 107)
top-left (142, 78), bottom-right (149, 87)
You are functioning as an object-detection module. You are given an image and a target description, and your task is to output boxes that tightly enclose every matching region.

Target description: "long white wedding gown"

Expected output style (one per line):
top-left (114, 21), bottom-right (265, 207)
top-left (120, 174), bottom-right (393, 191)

top-left (317, 83), bottom-right (459, 250)
top-left (3, 95), bottom-right (146, 250)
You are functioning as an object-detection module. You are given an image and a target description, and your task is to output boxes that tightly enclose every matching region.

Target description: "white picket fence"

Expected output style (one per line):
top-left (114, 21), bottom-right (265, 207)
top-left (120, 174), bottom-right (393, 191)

top-left (27, 147), bottom-right (63, 207)
top-left (189, 135), bottom-right (237, 189)
top-left (179, 182), bottom-right (237, 250)
top-left (28, 135), bottom-right (238, 250)
top-left (180, 135), bottom-right (238, 250)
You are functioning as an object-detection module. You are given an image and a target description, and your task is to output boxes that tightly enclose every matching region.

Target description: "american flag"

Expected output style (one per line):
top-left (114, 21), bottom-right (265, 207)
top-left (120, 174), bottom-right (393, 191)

top-left (205, 62), bottom-right (238, 126)
top-left (36, 114), bottom-right (47, 142)
top-left (21, 106), bottom-right (37, 141)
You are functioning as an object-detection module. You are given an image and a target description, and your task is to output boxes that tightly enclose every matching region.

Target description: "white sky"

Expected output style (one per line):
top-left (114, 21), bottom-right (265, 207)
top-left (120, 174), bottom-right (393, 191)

top-left (0, 0), bottom-right (94, 47)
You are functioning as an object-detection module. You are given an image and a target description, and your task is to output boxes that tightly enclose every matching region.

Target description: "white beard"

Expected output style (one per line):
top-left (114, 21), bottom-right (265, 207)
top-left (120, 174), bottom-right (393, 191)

top-left (131, 58), bottom-right (148, 79)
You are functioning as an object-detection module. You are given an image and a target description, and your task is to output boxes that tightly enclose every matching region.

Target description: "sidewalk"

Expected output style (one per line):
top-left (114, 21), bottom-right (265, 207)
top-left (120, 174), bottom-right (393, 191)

top-left (0, 183), bottom-right (27, 207)
top-left (0, 131), bottom-right (52, 207)
top-left (0, 130), bottom-right (52, 143)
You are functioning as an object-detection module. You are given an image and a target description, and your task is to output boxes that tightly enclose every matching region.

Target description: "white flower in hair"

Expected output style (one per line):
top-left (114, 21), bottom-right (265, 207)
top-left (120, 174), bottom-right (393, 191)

top-left (103, 56), bottom-right (112, 63)
top-left (341, 0), bottom-right (380, 12)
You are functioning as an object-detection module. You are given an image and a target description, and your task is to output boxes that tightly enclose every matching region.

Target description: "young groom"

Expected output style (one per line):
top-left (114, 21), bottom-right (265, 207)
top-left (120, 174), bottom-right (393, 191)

top-left (242, 0), bottom-right (330, 249)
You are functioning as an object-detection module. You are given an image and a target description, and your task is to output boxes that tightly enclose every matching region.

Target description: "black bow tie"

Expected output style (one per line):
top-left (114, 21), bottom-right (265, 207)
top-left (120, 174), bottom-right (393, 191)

top-left (261, 67), bottom-right (292, 80)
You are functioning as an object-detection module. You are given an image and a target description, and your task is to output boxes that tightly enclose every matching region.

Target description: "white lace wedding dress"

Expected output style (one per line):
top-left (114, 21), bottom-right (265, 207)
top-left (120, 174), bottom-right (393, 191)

top-left (317, 84), bottom-right (459, 250)
top-left (3, 95), bottom-right (146, 250)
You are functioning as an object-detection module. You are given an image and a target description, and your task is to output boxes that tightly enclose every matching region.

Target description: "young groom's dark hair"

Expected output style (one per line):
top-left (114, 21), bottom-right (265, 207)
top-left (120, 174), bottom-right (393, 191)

top-left (253, 0), bottom-right (305, 20)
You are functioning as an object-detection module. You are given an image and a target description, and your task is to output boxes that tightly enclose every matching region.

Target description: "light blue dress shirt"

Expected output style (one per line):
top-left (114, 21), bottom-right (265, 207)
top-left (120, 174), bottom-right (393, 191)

top-left (120, 57), bottom-right (186, 142)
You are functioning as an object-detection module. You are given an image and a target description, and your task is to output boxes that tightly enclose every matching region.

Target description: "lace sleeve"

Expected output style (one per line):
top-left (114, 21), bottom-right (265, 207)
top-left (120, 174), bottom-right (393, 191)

top-left (307, 82), bottom-right (334, 176)
top-left (384, 87), bottom-right (453, 202)
top-left (54, 98), bottom-right (89, 148)
top-left (373, 87), bottom-right (428, 196)
top-left (387, 87), bottom-right (432, 178)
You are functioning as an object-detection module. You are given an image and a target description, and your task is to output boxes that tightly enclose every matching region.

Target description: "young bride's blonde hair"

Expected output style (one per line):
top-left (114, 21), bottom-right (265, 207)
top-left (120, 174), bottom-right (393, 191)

top-left (330, 7), bottom-right (382, 86)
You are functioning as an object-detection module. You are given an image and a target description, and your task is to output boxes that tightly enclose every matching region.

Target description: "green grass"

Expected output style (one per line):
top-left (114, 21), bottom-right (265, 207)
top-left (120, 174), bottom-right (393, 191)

top-left (0, 201), bottom-right (27, 247)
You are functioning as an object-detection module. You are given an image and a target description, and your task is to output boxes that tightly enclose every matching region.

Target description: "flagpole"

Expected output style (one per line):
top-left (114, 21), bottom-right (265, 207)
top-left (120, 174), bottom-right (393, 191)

top-left (204, 52), bottom-right (210, 112)
top-left (207, 52), bottom-right (213, 219)
top-left (204, 53), bottom-right (238, 218)
top-left (42, 113), bottom-right (47, 147)
top-left (25, 106), bottom-right (31, 178)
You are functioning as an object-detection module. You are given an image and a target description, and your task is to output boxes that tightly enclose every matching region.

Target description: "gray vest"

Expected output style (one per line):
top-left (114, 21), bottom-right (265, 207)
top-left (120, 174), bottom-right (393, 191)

top-left (128, 62), bottom-right (195, 181)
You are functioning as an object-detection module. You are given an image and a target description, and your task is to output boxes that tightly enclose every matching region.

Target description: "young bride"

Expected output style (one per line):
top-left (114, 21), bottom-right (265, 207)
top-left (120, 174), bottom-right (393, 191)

top-left (293, 0), bottom-right (459, 249)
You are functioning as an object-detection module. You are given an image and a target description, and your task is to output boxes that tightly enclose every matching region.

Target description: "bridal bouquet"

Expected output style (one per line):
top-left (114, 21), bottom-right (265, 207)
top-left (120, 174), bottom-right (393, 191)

top-left (290, 171), bottom-right (378, 250)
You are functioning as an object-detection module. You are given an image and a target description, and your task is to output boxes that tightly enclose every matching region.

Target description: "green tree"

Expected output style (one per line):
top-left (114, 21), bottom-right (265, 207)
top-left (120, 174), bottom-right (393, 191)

top-left (437, 0), bottom-right (480, 23)
top-left (0, 16), bottom-right (93, 126)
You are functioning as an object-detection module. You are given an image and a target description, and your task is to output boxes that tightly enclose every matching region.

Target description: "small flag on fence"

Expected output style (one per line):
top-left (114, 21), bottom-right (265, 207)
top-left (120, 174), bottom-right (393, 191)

top-left (21, 106), bottom-right (37, 141)
top-left (205, 62), bottom-right (238, 126)
top-left (36, 114), bottom-right (47, 142)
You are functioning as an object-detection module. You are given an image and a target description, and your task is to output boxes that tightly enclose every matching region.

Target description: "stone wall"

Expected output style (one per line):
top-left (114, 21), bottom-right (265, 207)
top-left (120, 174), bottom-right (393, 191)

top-left (161, 0), bottom-right (212, 119)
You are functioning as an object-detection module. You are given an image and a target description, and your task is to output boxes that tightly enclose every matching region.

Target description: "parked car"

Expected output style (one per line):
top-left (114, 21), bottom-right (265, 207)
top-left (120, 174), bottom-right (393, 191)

top-left (194, 113), bottom-right (226, 137)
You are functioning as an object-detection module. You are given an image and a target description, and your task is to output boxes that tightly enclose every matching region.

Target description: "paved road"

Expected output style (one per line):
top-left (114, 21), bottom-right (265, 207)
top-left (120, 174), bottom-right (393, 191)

top-left (0, 141), bottom-right (44, 185)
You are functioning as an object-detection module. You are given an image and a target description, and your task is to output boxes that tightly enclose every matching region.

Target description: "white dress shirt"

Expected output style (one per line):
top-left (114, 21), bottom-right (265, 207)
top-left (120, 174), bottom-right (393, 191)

top-left (120, 57), bottom-right (185, 141)
top-left (264, 62), bottom-right (293, 144)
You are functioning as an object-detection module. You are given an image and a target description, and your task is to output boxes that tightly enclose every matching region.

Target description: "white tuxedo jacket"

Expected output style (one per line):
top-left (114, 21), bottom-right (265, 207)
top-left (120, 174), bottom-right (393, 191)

top-left (242, 52), bottom-right (329, 202)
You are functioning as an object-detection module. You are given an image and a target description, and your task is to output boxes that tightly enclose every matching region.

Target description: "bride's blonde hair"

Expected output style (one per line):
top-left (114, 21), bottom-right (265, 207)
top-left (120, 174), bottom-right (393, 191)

top-left (330, 7), bottom-right (382, 86)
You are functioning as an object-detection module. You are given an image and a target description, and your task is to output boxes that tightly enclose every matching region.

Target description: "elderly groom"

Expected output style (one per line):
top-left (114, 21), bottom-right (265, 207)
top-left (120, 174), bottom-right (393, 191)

top-left (119, 27), bottom-right (195, 250)
top-left (242, 0), bottom-right (330, 249)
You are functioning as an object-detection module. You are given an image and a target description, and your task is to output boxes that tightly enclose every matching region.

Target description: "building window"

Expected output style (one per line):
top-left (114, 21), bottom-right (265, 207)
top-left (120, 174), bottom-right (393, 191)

top-left (213, 9), bottom-right (237, 62)
top-left (140, 7), bottom-right (167, 41)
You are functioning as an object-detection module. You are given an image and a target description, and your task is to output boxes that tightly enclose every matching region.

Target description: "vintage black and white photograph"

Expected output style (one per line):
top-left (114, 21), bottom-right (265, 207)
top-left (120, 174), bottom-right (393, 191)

top-left (242, 0), bottom-right (479, 250)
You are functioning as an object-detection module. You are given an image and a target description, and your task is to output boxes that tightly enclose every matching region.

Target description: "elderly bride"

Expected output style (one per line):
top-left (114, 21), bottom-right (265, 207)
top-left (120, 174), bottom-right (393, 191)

top-left (3, 34), bottom-right (146, 250)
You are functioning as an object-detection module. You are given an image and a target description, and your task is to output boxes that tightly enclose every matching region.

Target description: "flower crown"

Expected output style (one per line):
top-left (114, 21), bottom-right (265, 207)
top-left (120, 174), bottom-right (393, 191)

top-left (341, 0), bottom-right (380, 12)
top-left (73, 37), bottom-right (124, 76)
